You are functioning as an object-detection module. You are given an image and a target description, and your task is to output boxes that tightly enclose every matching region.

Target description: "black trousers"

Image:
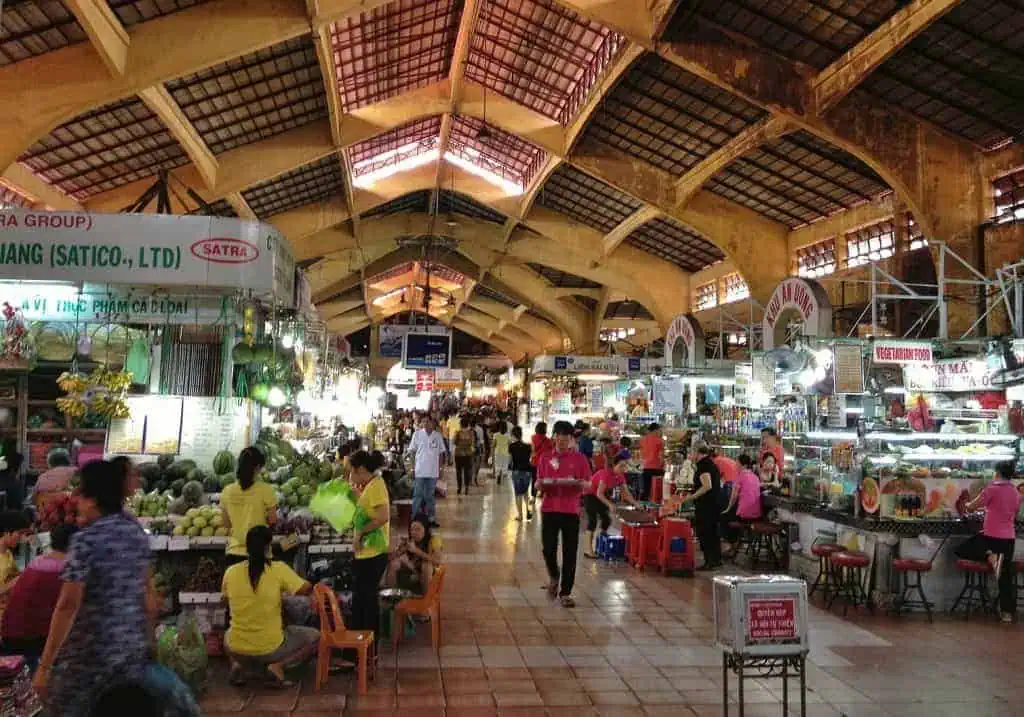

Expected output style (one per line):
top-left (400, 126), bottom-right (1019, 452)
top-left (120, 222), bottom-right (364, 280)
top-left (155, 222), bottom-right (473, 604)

top-left (454, 456), bottom-right (474, 493)
top-left (541, 512), bottom-right (580, 597)
top-left (583, 495), bottom-right (612, 532)
top-left (640, 468), bottom-right (664, 501)
top-left (695, 507), bottom-right (722, 566)
top-left (955, 533), bottom-right (1017, 614)
top-left (351, 554), bottom-right (389, 634)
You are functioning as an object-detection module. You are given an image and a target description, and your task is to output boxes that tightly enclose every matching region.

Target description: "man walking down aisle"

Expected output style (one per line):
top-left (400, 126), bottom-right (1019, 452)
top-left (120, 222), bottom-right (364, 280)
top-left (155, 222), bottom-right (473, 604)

top-left (536, 421), bottom-right (591, 608)
top-left (406, 416), bottom-right (447, 528)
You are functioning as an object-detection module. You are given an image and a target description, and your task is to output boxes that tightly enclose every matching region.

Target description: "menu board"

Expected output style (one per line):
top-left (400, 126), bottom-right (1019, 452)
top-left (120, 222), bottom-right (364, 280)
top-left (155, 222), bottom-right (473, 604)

top-left (589, 385), bottom-right (604, 413)
top-left (752, 354), bottom-right (774, 397)
top-left (144, 397), bottom-right (184, 455)
top-left (833, 343), bottom-right (864, 394)
top-left (106, 402), bottom-right (146, 454)
top-left (178, 397), bottom-right (251, 467)
top-left (652, 376), bottom-right (685, 414)
top-left (549, 388), bottom-right (572, 415)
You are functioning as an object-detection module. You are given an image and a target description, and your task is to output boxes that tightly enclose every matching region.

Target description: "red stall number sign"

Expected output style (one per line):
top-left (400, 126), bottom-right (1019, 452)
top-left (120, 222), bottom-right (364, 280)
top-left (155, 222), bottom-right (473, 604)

top-left (746, 597), bottom-right (797, 642)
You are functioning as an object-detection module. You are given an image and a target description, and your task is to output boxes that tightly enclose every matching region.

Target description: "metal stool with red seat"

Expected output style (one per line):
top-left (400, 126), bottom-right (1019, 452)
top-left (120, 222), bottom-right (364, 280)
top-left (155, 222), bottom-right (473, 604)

top-left (827, 550), bottom-right (873, 616)
top-left (1015, 557), bottom-right (1024, 611)
top-left (656, 516), bottom-right (694, 575)
top-left (950, 559), bottom-right (995, 620)
top-left (749, 522), bottom-right (784, 570)
top-left (633, 523), bottom-right (663, 570)
top-left (890, 531), bottom-right (949, 622)
top-left (807, 543), bottom-right (843, 600)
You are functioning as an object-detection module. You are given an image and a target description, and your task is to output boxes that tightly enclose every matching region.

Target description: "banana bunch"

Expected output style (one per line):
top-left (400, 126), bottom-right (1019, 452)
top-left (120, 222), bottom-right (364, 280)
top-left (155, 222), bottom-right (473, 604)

top-left (91, 368), bottom-right (133, 391)
top-left (91, 393), bottom-right (129, 419)
top-left (57, 371), bottom-right (88, 393)
top-left (56, 396), bottom-right (87, 417)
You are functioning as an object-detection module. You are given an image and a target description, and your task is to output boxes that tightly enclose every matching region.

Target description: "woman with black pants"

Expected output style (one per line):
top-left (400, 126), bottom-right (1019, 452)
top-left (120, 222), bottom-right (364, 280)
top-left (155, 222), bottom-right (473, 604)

top-left (452, 418), bottom-right (476, 495)
top-left (348, 450), bottom-right (390, 657)
top-left (680, 441), bottom-right (722, 570)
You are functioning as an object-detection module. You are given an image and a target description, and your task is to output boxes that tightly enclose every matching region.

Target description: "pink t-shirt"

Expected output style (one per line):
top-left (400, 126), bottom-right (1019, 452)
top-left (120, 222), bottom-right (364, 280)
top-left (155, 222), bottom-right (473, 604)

top-left (586, 468), bottom-right (625, 496)
top-left (714, 456), bottom-right (740, 486)
top-left (734, 469), bottom-right (763, 520)
top-left (537, 449), bottom-right (591, 515)
top-left (980, 481), bottom-right (1021, 540)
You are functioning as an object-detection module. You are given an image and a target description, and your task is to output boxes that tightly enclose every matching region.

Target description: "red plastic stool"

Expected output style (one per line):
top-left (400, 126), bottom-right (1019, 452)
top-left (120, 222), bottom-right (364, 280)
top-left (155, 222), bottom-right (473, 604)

top-left (891, 558), bottom-right (935, 621)
top-left (633, 524), bottom-right (662, 570)
top-left (827, 551), bottom-right (873, 616)
top-left (656, 517), bottom-right (694, 575)
top-left (950, 559), bottom-right (994, 620)
top-left (807, 543), bottom-right (843, 600)
top-left (621, 522), bottom-right (637, 562)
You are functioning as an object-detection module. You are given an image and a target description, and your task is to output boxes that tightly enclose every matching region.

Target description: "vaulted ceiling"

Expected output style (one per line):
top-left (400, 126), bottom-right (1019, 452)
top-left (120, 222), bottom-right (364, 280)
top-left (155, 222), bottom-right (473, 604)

top-left (0, 0), bottom-right (1012, 361)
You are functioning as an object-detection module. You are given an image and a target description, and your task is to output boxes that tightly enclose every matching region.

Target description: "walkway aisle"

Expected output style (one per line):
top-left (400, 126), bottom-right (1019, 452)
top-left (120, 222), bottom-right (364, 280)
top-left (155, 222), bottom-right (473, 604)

top-left (201, 476), bottom-right (1024, 716)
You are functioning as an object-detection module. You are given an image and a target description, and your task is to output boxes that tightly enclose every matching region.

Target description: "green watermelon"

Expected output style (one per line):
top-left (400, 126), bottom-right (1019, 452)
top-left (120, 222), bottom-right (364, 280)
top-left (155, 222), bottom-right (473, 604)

top-left (219, 473), bottom-right (236, 488)
top-left (157, 454), bottom-right (175, 469)
top-left (182, 480), bottom-right (204, 506)
top-left (212, 450), bottom-right (235, 475)
top-left (170, 478), bottom-right (186, 497)
top-left (138, 462), bottom-right (163, 484)
top-left (167, 460), bottom-right (197, 480)
top-left (202, 475), bottom-right (220, 493)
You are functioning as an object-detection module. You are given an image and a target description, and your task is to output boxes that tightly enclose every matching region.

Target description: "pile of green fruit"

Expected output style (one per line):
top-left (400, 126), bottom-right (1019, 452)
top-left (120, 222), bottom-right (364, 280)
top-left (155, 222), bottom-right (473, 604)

top-left (172, 506), bottom-right (227, 538)
top-left (130, 490), bottom-right (170, 518)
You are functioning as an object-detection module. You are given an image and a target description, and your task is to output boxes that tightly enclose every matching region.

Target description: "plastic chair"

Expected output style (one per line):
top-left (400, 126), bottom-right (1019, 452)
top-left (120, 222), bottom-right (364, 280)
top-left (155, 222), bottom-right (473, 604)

top-left (656, 517), bottom-right (694, 575)
top-left (394, 566), bottom-right (446, 653)
top-left (312, 583), bottom-right (375, 694)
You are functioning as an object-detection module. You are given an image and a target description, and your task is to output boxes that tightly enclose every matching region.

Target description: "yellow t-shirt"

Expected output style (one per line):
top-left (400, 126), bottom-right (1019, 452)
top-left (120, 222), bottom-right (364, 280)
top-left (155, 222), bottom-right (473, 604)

top-left (0, 550), bottom-right (16, 585)
top-left (492, 433), bottom-right (510, 457)
top-left (356, 476), bottom-right (390, 560)
top-left (446, 416), bottom-right (461, 441)
top-left (220, 481), bottom-right (278, 556)
top-left (222, 561), bottom-right (306, 655)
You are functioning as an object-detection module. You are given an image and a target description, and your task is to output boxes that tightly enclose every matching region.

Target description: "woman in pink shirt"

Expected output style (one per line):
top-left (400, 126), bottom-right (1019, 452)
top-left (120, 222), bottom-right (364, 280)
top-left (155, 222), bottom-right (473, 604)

top-left (582, 453), bottom-right (640, 560)
top-left (957, 460), bottom-right (1021, 623)
top-left (721, 455), bottom-right (762, 556)
top-left (536, 421), bottom-right (591, 607)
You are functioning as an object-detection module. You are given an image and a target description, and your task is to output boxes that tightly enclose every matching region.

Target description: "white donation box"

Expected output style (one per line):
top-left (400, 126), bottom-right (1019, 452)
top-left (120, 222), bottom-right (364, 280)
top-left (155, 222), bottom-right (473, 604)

top-left (713, 575), bottom-right (809, 657)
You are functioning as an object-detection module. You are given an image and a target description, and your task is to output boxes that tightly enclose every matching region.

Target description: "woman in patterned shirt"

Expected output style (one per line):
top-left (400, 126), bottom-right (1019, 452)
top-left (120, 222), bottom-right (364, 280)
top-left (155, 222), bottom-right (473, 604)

top-left (33, 460), bottom-right (157, 717)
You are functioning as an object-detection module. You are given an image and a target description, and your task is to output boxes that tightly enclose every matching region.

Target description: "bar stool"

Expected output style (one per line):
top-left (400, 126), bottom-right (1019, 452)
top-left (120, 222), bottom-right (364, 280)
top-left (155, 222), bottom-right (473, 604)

top-left (951, 559), bottom-right (994, 620)
top-left (749, 522), bottom-right (783, 569)
top-left (807, 543), bottom-right (844, 600)
top-left (827, 551), bottom-right (873, 616)
top-left (891, 558), bottom-right (935, 621)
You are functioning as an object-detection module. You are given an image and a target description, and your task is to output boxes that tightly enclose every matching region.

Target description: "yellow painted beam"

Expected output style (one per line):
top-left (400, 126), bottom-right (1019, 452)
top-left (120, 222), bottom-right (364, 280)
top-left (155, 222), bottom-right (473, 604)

top-left (225, 192), bottom-right (257, 220)
top-left (601, 205), bottom-right (660, 258)
top-left (65, 0), bottom-right (130, 76)
top-left (0, 0), bottom-right (313, 172)
top-left (269, 198), bottom-right (350, 243)
top-left (673, 116), bottom-right (793, 208)
top-left (811, 0), bottom-right (965, 114)
top-left (138, 85), bottom-right (219, 190)
top-left (1, 164), bottom-right (82, 211)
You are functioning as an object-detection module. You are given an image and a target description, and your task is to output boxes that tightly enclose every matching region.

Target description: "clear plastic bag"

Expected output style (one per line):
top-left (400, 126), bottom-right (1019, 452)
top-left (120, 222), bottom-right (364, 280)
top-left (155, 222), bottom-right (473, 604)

top-left (155, 614), bottom-right (208, 695)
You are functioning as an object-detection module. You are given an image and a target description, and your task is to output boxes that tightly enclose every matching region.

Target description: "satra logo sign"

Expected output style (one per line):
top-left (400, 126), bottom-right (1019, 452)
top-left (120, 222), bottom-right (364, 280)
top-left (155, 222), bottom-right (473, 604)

top-left (190, 238), bottom-right (259, 264)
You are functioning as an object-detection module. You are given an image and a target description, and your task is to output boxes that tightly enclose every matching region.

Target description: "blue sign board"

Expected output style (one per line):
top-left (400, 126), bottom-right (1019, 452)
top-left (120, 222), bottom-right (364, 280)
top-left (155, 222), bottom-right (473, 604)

top-left (403, 332), bottom-right (452, 369)
top-left (554, 356), bottom-right (568, 371)
top-left (628, 357), bottom-right (641, 373)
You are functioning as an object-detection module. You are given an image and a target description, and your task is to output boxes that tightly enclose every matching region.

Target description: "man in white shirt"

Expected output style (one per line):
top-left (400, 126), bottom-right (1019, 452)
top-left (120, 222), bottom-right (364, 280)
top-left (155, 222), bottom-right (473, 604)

top-left (406, 415), bottom-right (447, 527)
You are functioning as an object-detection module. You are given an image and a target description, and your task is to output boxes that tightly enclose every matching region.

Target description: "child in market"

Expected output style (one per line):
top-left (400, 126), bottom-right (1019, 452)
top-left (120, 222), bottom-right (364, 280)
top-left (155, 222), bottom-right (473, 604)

top-left (0, 512), bottom-right (31, 596)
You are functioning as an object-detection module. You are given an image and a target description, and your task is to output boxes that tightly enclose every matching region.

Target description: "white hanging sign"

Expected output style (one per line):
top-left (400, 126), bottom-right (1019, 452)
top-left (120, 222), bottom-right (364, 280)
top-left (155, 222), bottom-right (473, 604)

top-left (872, 340), bottom-right (933, 365)
top-left (664, 313), bottom-right (705, 370)
top-left (762, 277), bottom-right (832, 350)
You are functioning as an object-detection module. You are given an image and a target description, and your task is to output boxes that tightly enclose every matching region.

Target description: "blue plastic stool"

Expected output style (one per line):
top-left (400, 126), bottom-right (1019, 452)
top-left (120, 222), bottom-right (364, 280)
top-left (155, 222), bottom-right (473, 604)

top-left (596, 533), bottom-right (627, 561)
top-left (670, 536), bottom-right (686, 553)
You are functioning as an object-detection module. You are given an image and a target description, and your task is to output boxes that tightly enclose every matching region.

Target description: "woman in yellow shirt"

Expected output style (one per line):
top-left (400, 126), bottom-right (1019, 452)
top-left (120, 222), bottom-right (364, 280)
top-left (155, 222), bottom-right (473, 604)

top-left (386, 514), bottom-right (444, 595)
top-left (349, 450), bottom-right (390, 654)
top-left (220, 446), bottom-right (277, 564)
top-left (222, 525), bottom-right (316, 687)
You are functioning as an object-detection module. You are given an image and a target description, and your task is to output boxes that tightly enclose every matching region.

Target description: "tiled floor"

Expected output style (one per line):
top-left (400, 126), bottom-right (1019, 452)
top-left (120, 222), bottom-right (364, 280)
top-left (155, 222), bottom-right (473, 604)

top-left (202, 474), bottom-right (1024, 715)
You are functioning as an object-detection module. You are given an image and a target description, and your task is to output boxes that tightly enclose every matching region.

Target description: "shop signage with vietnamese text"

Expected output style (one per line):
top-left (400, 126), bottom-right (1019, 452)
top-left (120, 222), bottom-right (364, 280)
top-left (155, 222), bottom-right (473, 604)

top-left (0, 210), bottom-right (294, 301)
top-left (762, 277), bottom-right (832, 350)
top-left (746, 597), bottom-right (798, 642)
top-left (872, 340), bottom-right (933, 365)
top-left (433, 367), bottom-right (463, 390)
top-left (903, 357), bottom-right (993, 392)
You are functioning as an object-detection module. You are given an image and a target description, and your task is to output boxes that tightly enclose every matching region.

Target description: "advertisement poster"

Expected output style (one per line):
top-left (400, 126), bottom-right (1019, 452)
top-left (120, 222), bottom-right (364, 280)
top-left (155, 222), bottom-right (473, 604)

top-left (379, 325), bottom-right (408, 358)
top-left (403, 332), bottom-right (452, 369)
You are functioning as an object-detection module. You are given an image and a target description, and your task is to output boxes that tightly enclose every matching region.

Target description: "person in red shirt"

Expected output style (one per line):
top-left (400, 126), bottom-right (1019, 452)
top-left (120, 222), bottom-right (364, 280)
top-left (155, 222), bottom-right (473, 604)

top-left (536, 421), bottom-right (590, 607)
top-left (530, 422), bottom-right (553, 501)
top-left (1, 523), bottom-right (77, 670)
top-left (639, 424), bottom-right (665, 501)
top-left (582, 452), bottom-right (640, 559)
top-left (760, 427), bottom-right (784, 473)
top-left (957, 460), bottom-right (1022, 623)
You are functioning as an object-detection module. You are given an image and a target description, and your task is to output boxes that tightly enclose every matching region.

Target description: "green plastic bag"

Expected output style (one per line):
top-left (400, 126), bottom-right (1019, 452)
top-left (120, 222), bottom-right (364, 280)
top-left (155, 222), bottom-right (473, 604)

top-left (309, 479), bottom-right (359, 532)
top-left (353, 506), bottom-right (388, 553)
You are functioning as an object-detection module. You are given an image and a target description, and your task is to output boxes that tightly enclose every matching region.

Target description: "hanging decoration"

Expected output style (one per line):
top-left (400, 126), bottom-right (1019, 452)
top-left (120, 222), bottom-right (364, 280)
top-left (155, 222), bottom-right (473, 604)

top-left (0, 302), bottom-right (36, 369)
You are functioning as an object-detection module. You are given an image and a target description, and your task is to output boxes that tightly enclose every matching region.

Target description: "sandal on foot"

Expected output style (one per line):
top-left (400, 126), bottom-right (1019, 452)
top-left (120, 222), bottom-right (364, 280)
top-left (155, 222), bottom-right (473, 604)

top-left (584, 552), bottom-right (598, 559)
top-left (263, 672), bottom-right (295, 689)
top-left (228, 668), bottom-right (246, 687)
top-left (545, 582), bottom-right (558, 599)
top-left (560, 595), bottom-right (576, 608)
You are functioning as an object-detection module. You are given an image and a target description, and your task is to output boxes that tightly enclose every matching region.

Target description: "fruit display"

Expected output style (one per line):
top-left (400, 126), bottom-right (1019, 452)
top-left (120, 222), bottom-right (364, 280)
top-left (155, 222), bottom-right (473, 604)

top-left (181, 557), bottom-right (222, 593)
top-left (38, 494), bottom-right (81, 530)
top-left (56, 367), bottom-right (132, 420)
top-left (130, 490), bottom-right (170, 518)
top-left (173, 506), bottom-right (227, 538)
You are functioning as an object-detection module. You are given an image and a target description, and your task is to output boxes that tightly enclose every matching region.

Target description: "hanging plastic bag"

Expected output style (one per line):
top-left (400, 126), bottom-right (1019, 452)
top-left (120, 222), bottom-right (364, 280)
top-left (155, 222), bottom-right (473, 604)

top-left (353, 505), bottom-right (388, 554)
top-left (309, 479), bottom-right (359, 532)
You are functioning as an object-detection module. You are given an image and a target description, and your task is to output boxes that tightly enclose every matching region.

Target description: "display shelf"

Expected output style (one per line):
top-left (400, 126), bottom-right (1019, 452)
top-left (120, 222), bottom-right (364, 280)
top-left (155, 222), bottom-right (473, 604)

top-left (869, 451), bottom-right (1015, 463)
top-left (178, 592), bottom-right (224, 605)
top-left (308, 543), bottom-right (354, 555)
